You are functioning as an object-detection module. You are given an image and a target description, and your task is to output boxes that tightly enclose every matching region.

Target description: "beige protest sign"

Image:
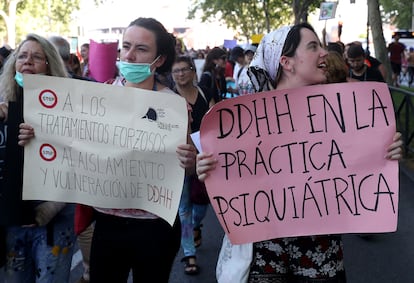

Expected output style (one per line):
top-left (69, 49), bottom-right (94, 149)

top-left (22, 75), bottom-right (188, 225)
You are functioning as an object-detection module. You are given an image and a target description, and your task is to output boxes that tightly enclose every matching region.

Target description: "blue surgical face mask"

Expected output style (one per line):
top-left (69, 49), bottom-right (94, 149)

top-left (118, 56), bottom-right (160, 84)
top-left (14, 71), bottom-right (23, 87)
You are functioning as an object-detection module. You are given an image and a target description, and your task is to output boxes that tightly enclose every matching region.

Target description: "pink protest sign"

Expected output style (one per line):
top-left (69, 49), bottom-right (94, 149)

top-left (200, 81), bottom-right (399, 244)
top-left (89, 40), bottom-right (118, 82)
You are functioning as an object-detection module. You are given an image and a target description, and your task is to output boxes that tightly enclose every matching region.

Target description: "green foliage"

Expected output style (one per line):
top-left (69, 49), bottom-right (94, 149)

top-left (188, 0), bottom-right (324, 41)
top-left (0, 0), bottom-right (80, 43)
top-left (188, 0), bottom-right (293, 41)
top-left (380, 0), bottom-right (413, 29)
top-left (292, 0), bottom-right (323, 24)
top-left (19, 0), bottom-right (80, 33)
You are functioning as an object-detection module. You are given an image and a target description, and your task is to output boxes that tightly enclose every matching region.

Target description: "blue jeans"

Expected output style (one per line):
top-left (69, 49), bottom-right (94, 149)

top-left (178, 176), bottom-right (208, 257)
top-left (3, 204), bottom-right (76, 283)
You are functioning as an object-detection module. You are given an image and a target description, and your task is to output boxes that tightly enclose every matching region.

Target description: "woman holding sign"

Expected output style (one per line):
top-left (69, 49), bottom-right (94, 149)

top-left (0, 34), bottom-right (76, 283)
top-left (172, 55), bottom-right (215, 275)
top-left (87, 17), bottom-right (196, 283)
top-left (196, 23), bottom-right (403, 283)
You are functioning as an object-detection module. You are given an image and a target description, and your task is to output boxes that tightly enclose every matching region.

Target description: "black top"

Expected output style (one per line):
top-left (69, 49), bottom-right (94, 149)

top-left (349, 66), bottom-right (385, 82)
top-left (0, 87), bottom-right (36, 226)
top-left (189, 86), bottom-right (211, 133)
top-left (367, 56), bottom-right (382, 70)
top-left (174, 85), bottom-right (211, 133)
top-left (199, 71), bottom-right (226, 103)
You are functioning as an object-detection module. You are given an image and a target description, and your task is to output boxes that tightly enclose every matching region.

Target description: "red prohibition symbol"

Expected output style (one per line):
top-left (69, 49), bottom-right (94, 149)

top-left (38, 89), bottom-right (58, 108)
top-left (39, 143), bottom-right (57, 161)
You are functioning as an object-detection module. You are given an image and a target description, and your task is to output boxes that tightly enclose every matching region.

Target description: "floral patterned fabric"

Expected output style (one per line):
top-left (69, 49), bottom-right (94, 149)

top-left (248, 235), bottom-right (346, 283)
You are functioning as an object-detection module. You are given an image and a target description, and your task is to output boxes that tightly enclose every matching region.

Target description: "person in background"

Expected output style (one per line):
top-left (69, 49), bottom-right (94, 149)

top-left (230, 46), bottom-right (245, 84)
top-left (343, 41), bottom-right (387, 81)
top-left (80, 43), bottom-right (90, 78)
top-left (364, 49), bottom-right (387, 81)
top-left (347, 43), bottom-right (385, 82)
top-left (398, 63), bottom-right (411, 87)
top-left (327, 41), bottom-right (344, 56)
top-left (171, 55), bottom-right (214, 275)
top-left (88, 17), bottom-right (196, 283)
top-left (196, 50), bottom-right (205, 59)
top-left (325, 50), bottom-right (357, 83)
top-left (199, 47), bottom-right (227, 103)
top-left (224, 49), bottom-right (234, 82)
top-left (0, 45), bottom-right (12, 72)
top-left (388, 34), bottom-right (406, 86)
top-left (0, 33), bottom-right (76, 283)
top-left (68, 53), bottom-right (82, 77)
top-left (197, 23), bottom-right (403, 283)
top-left (175, 38), bottom-right (187, 56)
top-left (226, 46), bottom-right (245, 97)
top-left (235, 44), bottom-right (257, 95)
top-left (49, 36), bottom-right (88, 80)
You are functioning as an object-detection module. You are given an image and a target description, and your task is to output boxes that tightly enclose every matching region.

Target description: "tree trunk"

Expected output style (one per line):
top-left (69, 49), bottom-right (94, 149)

top-left (368, 0), bottom-right (392, 83)
top-left (293, 0), bottom-right (301, 24)
top-left (263, 0), bottom-right (271, 33)
top-left (0, 0), bottom-right (21, 47)
top-left (7, 0), bottom-right (21, 48)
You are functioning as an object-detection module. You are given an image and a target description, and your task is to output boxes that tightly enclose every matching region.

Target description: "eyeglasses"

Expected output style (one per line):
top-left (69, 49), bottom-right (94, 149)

top-left (15, 53), bottom-right (47, 64)
top-left (171, 66), bottom-right (193, 74)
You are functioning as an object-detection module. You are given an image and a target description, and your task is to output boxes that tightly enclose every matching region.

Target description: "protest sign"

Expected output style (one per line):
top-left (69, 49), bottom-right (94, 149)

top-left (89, 39), bottom-right (119, 82)
top-left (200, 81), bottom-right (399, 244)
top-left (22, 75), bottom-right (188, 225)
top-left (319, 2), bottom-right (337, 20)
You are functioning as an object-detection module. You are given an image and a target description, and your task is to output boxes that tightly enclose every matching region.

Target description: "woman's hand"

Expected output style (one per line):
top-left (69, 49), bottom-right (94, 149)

top-left (386, 132), bottom-right (403, 160)
top-left (18, 123), bottom-right (35, 146)
top-left (196, 152), bottom-right (217, 181)
top-left (0, 102), bottom-right (8, 121)
top-left (176, 143), bottom-right (197, 170)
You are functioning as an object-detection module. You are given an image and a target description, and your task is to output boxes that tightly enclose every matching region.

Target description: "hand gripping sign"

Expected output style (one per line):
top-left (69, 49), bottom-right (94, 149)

top-left (23, 75), bottom-right (188, 226)
top-left (200, 82), bottom-right (399, 244)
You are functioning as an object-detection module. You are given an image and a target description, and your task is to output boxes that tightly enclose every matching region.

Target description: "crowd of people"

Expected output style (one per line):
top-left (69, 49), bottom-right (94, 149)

top-left (0, 16), bottom-right (405, 283)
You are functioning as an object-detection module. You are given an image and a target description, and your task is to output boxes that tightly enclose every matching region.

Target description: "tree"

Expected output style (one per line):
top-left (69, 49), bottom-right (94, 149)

top-left (0, 0), bottom-right (22, 48)
top-left (369, 0), bottom-right (392, 83)
top-left (188, 0), bottom-right (290, 42)
top-left (380, 0), bottom-right (413, 29)
top-left (188, 0), bottom-right (322, 42)
top-left (0, 0), bottom-right (80, 47)
top-left (292, 0), bottom-right (323, 24)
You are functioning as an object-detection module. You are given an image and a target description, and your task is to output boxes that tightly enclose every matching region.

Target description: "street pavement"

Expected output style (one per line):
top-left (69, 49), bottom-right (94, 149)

top-left (341, 162), bottom-right (414, 283)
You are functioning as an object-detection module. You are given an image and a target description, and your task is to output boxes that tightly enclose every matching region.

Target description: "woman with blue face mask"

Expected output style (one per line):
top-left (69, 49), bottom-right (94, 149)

top-left (0, 33), bottom-right (77, 283)
top-left (111, 18), bottom-right (176, 92)
top-left (89, 17), bottom-right (197, 283)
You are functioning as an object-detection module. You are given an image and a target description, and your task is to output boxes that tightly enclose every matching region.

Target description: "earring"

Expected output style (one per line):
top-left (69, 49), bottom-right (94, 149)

top-left (291, 67), bottom-right (295, 74)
